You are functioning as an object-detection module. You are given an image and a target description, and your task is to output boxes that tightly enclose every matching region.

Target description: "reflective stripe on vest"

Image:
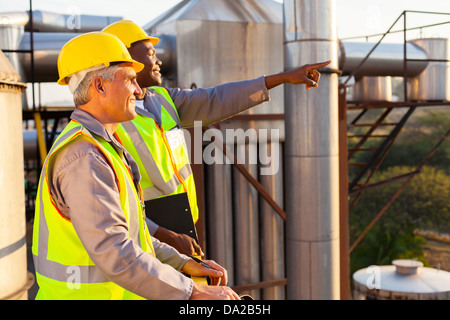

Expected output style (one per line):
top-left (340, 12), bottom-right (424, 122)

top-left (32, 121), bottom-right (155, 300)
top-left (116, 87), bottom-right (199, 222)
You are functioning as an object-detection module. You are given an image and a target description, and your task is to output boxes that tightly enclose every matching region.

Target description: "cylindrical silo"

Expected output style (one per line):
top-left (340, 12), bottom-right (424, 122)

top-left (352, 76), bottom-right (393, 101)
top-left (283, 0), bottom-right (340, 299)
top-left (408, 38), bottom-right (450, 101)
top-left (0, 49), bottom-right (34, 300)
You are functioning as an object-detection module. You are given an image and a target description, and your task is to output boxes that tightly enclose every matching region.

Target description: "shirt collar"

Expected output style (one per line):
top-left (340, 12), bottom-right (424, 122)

top-left (70, 108), bottom-right (142, 185)
top-left (70, 108), bottom-right (115, 142)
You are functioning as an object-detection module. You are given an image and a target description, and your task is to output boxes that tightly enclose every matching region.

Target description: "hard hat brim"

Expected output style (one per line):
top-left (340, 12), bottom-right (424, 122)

top-left (57, 59), bottom-right (144, 86)
top-left (130, 35), bottom-right (159, 47)
top-left (147, 36), bottom-right (160, 46)
top-left (130, 59), bottom-right (145, 73)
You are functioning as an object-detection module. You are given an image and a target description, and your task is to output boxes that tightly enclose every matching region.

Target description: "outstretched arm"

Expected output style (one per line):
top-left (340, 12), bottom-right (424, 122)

top-left (264, 60), bottom-right (332, 90)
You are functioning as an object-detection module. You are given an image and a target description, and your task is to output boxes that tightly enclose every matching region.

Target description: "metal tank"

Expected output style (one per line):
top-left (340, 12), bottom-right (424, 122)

top-left (146, 0), bottom-right (285, 298)
top-left (353, 259), bottom-right (450, 300)
top-left (408, 38), bottom-right (450, 101)
top-left (283, 0), bottom-right (340, 300)
top-left (0, 49), bottom-right (34, 300)
top-left (351, 76), bottom-right (393, 101)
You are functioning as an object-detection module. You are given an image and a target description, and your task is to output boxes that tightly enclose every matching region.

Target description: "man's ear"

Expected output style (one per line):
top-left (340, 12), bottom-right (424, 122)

top-left (92, 77), bottom-right (106, 96)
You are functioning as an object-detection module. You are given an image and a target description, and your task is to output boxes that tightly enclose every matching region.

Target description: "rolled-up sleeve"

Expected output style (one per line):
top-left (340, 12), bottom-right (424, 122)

top-left (168, 76), bottom-right (270, 128)
top-left (50, 138), bottom-right (193, 300)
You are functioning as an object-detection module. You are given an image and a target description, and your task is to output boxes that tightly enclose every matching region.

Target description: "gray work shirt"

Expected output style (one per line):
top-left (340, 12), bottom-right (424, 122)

top-left (139, 76), bottom-right (271, 234)
top-left (49, 108), bottom-right (193, 300)
top-left (138, 76), bottom-right (270, 128)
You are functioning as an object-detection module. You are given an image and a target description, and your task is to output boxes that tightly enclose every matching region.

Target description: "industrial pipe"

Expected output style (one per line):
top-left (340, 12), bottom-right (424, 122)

top-left (339, 41), bottom-right (429, 78)
top-left (14, 35), bottom-right (429, 85)
top-left (17, 32), bottom-right (176, 82)
top-left (1, 10), bottom-right (121, 32)
top-left (1, 9), bottom-right (431, 84)
top-left (283, 0), bottom-right (340, 299)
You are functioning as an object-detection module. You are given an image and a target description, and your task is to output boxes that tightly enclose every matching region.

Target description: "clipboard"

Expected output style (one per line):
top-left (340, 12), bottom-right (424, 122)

top-left (144, 193), bottom-right (199, 243)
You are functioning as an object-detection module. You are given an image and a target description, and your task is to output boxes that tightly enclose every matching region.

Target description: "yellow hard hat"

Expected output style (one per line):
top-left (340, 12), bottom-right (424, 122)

top-left (102, 20), bottom-right (159, 48)
top-left (57, 31), bottom-right (144, 85)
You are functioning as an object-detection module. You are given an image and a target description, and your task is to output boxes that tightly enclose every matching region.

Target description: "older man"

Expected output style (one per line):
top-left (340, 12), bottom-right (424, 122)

top-left (32, 31), bottom-right (238, 300)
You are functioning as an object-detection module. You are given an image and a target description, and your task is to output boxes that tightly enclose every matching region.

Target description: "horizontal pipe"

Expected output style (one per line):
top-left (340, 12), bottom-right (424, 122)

top-left (339, 41), bottom-right (429, 78)
top-left (17, 32), bottom-right (175, 82)
top-left (0, 10), bottom-right (433, 82)
top-left (0, 10), bottom-right (121, 32)
top-left (15, 37), bottom-right (429, 83)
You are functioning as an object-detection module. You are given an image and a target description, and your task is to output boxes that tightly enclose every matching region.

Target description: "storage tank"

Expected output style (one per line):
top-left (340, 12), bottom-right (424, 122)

top-left (408, 38), bottom-right (450, 101)
top-left (0, 49), bottom-right (34, 300)
top-left (353, 259), bottom-right (450, 300)
top-left (351, 76), bottom-right (393, 101)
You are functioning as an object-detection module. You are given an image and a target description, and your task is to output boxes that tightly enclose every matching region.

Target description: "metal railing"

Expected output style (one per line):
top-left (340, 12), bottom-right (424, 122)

top-left (340, 10), bottom-right (450, 254)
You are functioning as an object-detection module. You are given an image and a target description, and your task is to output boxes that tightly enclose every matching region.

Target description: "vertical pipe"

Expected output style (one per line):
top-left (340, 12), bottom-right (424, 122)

top-left (283, 0), bottom-right (340, 299)
top-left (29, 0), bottom-right (36, 112)
top-left (403, 12), bottom-right (408, 102)
top-left (205, 160), bottom-right (234, 285)
top-left (260, 142), bottom-right (285, 300)
top-left (338, 84), bottom-right (350, 299)
top-left (233, 142), bottom-right (260, 299)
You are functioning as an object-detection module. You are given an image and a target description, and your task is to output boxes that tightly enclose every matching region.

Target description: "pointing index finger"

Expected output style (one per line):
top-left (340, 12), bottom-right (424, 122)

top-left (308, 60), bottom-right (332, 70)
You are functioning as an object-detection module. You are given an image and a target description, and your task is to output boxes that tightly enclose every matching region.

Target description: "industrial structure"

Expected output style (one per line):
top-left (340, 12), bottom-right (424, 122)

top-left (0, 0), bottom-right (449, 300)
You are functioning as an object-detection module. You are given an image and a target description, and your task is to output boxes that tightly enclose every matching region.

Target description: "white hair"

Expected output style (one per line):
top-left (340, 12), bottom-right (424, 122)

top-left (72, 64), bottom-right (123, 107)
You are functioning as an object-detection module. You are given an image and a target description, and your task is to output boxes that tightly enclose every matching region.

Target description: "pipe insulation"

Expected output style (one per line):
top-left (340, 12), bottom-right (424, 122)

top-left (283, 0), bottom-right (340, 300)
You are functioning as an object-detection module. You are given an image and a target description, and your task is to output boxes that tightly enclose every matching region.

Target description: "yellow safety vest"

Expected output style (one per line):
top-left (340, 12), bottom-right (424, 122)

top-left (32, 120), bottom-right (155, 300)
top-left (115, 87), bottom-right (199, 223)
